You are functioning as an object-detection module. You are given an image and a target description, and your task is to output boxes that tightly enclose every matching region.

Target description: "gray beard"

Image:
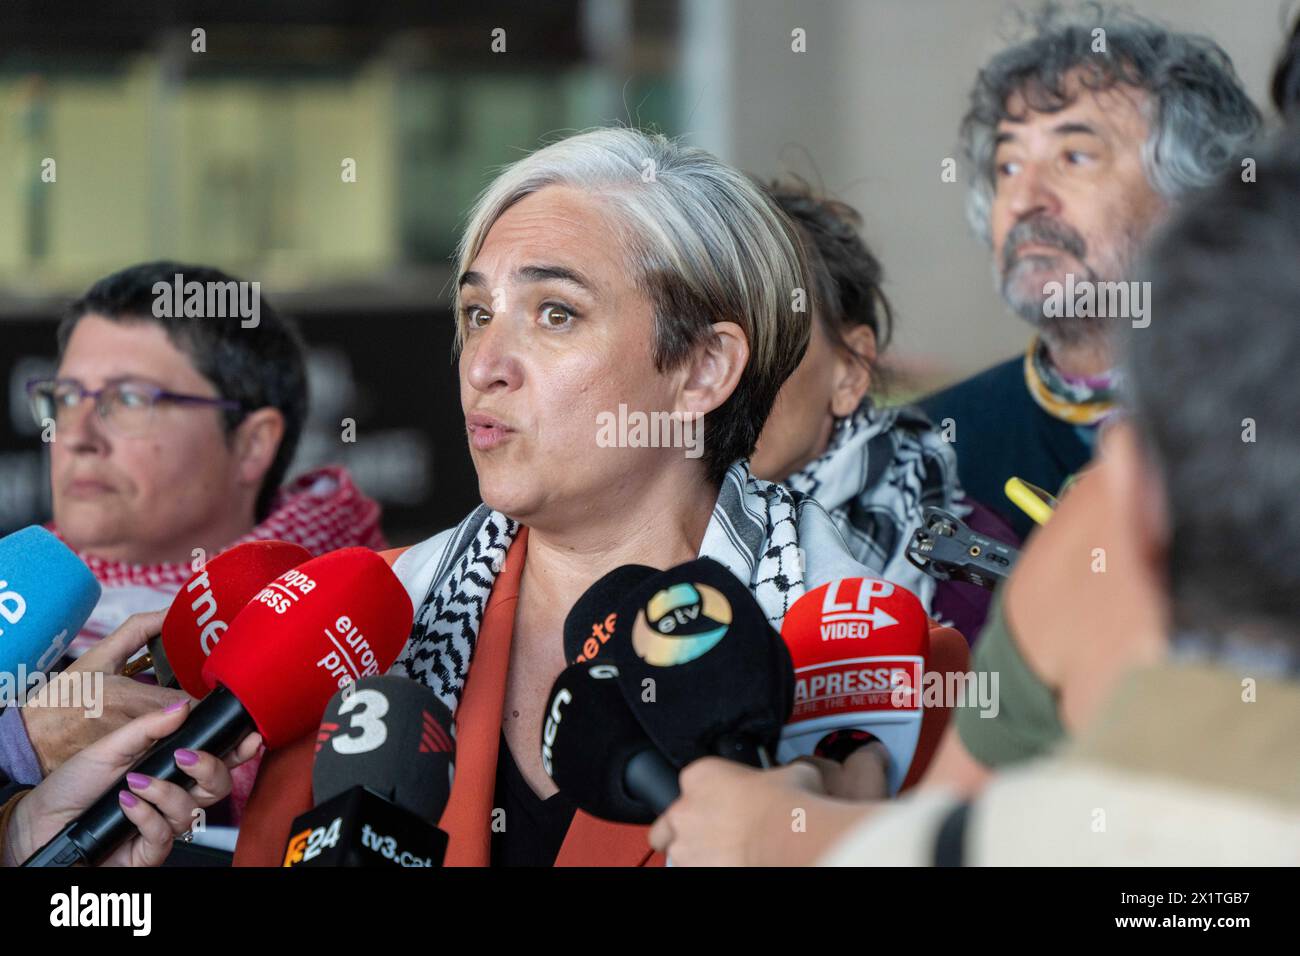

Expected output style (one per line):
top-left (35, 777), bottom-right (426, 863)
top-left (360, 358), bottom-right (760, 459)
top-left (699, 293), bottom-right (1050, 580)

top-left (997, 255), bottom-right (1115, 350)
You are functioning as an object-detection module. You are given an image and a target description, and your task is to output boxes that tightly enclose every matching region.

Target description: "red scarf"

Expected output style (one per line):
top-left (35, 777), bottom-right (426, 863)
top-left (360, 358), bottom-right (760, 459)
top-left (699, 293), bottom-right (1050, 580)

top-left (58, 465), bottom-right (386, 590)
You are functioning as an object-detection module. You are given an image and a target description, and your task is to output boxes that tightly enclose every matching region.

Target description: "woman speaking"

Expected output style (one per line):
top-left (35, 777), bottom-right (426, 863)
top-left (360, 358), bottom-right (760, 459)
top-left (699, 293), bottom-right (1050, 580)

top-left (234, 127), bottom-right (884, 867)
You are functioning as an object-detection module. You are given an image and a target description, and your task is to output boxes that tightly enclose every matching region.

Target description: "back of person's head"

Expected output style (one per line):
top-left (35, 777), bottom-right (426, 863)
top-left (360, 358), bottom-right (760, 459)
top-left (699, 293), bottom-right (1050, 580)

top-left (1274, 6), bottom-right (1300, 122)
top-left (57, 261), bottom-right (308, 521)
top-left (1123, 137), bottom-right (1300, 659)
top-left (763, 178), bottom-right (894, 383)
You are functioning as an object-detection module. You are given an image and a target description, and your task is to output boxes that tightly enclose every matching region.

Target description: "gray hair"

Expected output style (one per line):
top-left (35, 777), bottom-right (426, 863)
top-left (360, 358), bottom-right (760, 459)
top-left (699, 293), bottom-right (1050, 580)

top-left (1122, 132), bottom-right (1300, 659)
top-left (961, 2), bottom-right (1262, 243)
top-left (455, 127), bottom-right (812, 483)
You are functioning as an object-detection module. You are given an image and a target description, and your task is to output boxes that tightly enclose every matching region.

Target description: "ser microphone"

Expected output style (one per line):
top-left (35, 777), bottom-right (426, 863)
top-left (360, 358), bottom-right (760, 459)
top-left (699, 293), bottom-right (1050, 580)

top-left (542, 660), bottom-right (679, 821)
top-left (140, 540), bottom-right (311, 695)
top-left (0, 526), bottom-right (101, 686)
top-left (22, 547), bottom-right (413, 867)
top-left (282, 675), bottom-right (455, 867)
top-left (777, 577), bottom-right (929, 795)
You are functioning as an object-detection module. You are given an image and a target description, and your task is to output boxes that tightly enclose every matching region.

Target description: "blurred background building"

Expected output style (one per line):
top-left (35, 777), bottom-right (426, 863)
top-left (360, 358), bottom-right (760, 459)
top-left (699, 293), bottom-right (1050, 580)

top-left (0, 0), bottom-right (1291, 543)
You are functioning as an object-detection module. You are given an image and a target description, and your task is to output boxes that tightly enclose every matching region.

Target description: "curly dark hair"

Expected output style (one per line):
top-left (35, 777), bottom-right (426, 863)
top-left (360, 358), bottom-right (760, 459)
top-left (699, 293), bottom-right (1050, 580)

top-left (762, 177), bottom-right (893, 383)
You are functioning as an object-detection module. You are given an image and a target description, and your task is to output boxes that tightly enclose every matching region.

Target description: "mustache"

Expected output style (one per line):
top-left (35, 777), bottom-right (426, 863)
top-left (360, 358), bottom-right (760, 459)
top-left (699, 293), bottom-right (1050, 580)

top-left (1002, 217), bottom-right (1088, 272)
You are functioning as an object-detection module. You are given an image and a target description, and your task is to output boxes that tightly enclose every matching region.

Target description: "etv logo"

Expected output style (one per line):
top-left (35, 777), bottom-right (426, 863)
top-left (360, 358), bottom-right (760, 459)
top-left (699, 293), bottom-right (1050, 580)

top-left (819, 579), bottom-right (897, 640)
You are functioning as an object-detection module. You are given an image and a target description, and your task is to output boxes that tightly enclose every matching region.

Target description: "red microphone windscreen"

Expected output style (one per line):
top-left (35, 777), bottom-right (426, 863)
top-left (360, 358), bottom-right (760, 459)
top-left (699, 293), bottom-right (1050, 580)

top-left (160, 541), bottom-right (312, 697)
top-left (778, 578), bottom-right (930, 793)
top-left (202, 548), bottom-right (414, 748)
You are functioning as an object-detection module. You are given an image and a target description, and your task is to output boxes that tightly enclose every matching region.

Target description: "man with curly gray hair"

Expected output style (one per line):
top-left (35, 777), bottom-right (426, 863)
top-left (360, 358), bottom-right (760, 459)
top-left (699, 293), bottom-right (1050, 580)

top-left (919, 3), bottom-right (1260, 541)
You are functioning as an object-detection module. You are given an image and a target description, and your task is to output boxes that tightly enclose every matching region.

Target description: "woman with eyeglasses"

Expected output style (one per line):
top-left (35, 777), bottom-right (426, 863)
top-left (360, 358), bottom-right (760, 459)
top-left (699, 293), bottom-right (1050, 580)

top-left (2, 263), bottom-right (387, 837)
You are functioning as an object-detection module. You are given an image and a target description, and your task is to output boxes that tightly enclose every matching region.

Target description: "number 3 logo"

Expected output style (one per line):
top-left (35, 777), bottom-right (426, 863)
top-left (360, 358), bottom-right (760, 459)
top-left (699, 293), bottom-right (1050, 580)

top-left (333, 688), bottom-right (389, 754)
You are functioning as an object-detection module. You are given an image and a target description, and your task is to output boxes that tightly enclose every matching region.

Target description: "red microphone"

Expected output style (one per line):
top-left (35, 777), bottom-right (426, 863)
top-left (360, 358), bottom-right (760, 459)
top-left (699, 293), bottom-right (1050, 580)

top-left (23, 547), bottom-right (413, 867)
top-left (147, 540), bottom-right (311, 696)
top-left (777, 578), bottom-right (929, 794)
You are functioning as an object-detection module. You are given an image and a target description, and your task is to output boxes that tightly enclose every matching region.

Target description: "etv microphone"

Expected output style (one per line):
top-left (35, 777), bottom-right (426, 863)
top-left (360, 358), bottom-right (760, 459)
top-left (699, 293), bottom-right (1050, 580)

top-left (561, 564), bottom-right (657, 665)
top-left (777, 577), bottom-right (928, 795)
top-left (127, 540), bottom-right (311, 694)
top-left (0, 526), bottom-right (101, 686)
top-left (542, 659), bottom-right (679, 821)
top-left (606, 558), bottom-right (795, 769)
top-left (22, 547), bottom-right (413, 867)
top-left (283, 676), bottom-right (454, 867)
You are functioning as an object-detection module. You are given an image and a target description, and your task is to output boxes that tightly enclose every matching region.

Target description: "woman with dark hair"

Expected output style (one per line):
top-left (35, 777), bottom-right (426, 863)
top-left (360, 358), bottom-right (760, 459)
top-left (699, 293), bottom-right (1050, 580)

top-left (752, 180), bottom-right (1017, 639)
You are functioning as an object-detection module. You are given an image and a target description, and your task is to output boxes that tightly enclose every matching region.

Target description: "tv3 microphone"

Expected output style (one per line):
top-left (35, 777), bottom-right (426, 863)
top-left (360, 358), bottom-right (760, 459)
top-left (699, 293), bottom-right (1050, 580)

top-left (128, 540), bottom-right (311, 694)
top-left (778, 577), bottom-right (928, 795)
top-left (283, 675), bottom-right (455, 867)
top-left (0, 526), bottom-right (101, 682)
top-left (23, 547), bottom-right (413, 867)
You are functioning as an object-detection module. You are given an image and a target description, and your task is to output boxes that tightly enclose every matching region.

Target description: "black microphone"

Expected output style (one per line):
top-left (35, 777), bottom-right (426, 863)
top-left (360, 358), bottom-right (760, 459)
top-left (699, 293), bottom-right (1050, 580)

top-left (562, 564), bottom-right (658, 665)
top-left (607, 557), bottom-right (796, 769)
top-left (282, 676), bottom-right (454, 867)
top-left (542, 660), bottom-right (678, 821)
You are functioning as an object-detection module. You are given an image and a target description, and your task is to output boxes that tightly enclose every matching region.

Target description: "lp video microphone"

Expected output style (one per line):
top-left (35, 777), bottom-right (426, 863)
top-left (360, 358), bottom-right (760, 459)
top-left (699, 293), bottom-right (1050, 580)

top-left (0, 526), bottom-right (101, 684)
top-left (777, 577), bottom-right (928, 795)
top-left (23, 547), bottom-right (413, 867)
top-left (283, 675), bottom-right (455, 867)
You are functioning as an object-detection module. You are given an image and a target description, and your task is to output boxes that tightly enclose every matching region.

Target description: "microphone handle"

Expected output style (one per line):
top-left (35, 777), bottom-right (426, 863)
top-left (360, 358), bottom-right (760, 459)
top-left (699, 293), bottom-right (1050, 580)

top-left (22, 687), bottom-right (255, 867)
top-left (623, 748), bottom-right (680, 814)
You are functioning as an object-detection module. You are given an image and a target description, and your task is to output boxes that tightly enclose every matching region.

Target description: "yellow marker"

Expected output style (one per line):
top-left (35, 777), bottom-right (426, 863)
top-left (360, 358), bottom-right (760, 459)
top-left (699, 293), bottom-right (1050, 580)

top-left (1004, 477), bottom-right (1057, 527)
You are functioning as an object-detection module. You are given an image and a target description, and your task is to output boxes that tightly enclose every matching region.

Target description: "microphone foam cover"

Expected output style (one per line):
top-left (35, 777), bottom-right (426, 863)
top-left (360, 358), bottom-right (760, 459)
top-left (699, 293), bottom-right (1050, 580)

top-left (159, 540), bottom-right (311, 697)
top-left (609, 558), bottom-right (794, 767)
top-left (202, 547), bottom-right (414, 747)
top-left (777, 578), bottom-right (929, 794)
top-left (562, 564), bottom-right (658, 665)
top-left (313, 675), bottom-right (455, 824)
top-left (542, 660), bottom-right (663, 823)
top-left (0, 526), bottom-right (101, 677)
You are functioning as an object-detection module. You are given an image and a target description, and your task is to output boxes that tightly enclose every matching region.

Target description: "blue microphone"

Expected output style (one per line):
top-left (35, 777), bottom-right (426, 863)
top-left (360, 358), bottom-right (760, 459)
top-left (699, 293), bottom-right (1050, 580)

top-left (0, 527), bottom-right (101, 684)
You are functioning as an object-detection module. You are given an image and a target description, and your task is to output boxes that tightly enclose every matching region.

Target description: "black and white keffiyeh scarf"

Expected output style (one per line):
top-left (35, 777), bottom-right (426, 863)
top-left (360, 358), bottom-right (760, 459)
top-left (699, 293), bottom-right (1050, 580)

top-left (783, 400), bottom-right (968, 612)
top-left (389, 461), bottom-right (873, 716)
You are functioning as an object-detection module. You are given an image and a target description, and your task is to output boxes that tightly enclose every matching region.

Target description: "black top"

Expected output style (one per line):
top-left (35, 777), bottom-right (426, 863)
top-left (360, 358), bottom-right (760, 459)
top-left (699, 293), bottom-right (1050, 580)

top-left (489, 732), bottom-right (576, 867)
top-left (917, 356), bottom-right (1093, 540)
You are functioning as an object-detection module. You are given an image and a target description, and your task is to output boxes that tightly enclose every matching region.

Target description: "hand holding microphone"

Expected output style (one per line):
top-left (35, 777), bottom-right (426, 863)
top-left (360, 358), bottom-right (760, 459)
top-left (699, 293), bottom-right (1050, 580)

top-left (22, 546), bottom-right (413, 866)
top-left (2, 700), bottom-right (262, 867)
top-left (20, 539), bottom-right (311, 779)
top-left (22, 611), bottom-right (189, 777)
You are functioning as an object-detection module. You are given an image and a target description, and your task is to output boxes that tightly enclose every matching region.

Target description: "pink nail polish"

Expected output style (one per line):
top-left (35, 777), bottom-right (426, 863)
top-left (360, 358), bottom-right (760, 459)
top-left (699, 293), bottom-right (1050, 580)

top-left (126, 773), bottom-right (150, 789)
top-left (119, 791), bottom-right (139, 808)
top-left (174, 749), bottom-right (199, 767)
top-left (164, 699), bottom-right (187, 714)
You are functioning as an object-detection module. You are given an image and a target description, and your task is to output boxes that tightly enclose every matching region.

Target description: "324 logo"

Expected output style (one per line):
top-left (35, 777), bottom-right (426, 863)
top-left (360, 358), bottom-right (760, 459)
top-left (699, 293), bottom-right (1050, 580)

top-left (282, 818), bottom-right (342, 866)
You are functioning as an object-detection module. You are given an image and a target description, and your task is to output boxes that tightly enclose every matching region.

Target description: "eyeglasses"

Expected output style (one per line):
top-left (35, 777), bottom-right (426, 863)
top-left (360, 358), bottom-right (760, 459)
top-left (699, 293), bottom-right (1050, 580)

top-left (25, 377), bottom-right (243, 438)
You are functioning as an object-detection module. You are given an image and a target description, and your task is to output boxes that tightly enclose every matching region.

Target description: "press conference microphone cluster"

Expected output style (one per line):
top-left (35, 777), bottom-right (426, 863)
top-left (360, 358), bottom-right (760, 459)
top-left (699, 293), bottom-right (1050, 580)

top-left (22, 547), bottom-right (413, 867)
top-left (542, 557), bottom-right (795, 822)
top-left (282, 675), bottom-right (455, 867)
top-left (0, 526), bottom-right (101, 688)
